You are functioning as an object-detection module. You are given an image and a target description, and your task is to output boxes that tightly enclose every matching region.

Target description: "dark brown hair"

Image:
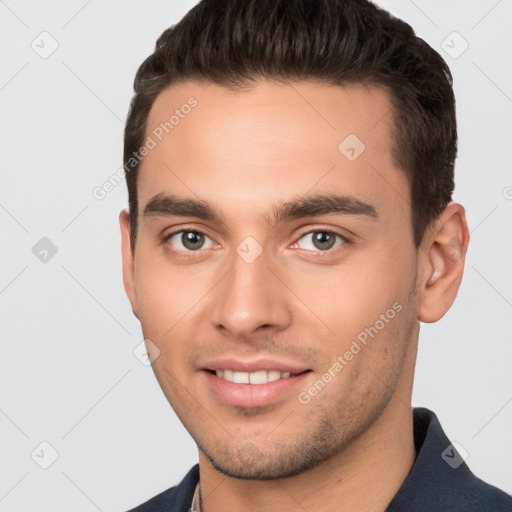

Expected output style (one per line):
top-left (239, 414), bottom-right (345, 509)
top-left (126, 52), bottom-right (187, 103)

top-left (124, 0), bottom-right (456, 251)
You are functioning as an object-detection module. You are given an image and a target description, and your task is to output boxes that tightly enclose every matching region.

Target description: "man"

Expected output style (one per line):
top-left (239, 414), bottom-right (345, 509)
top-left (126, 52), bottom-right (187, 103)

top-left (120, 0), bottom-right (512, 510)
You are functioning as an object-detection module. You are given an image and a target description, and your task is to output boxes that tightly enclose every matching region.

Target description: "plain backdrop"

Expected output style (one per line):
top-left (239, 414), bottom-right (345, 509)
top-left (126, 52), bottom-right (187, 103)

top-left (0, 1), bottom-right (511, 510)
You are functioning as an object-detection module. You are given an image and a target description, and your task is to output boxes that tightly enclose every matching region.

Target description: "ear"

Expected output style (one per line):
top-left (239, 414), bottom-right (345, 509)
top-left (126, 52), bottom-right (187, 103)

top-left (417, 202), bottom-right (470, 323)
top-left (119, 209), bottom-right (139, 319)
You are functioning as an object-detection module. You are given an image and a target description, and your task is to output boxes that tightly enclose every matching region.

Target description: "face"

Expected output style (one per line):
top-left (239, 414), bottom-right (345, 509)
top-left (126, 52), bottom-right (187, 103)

top-left (121, 80), bottom-right (421, 479)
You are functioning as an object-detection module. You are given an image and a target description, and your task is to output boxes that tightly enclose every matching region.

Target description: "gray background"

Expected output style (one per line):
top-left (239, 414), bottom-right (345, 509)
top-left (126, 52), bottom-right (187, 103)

top-left (0, 0), bottom-right (510, 510)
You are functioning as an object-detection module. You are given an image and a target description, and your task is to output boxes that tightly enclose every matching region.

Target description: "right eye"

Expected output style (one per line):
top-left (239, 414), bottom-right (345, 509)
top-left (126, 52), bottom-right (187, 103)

top-left (164, 229), bottom-right (217, 254)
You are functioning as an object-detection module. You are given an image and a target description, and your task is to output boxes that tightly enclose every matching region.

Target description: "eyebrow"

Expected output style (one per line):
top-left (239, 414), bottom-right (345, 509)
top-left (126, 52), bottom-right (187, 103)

top-left (143, 192), bottom-right (378, 225)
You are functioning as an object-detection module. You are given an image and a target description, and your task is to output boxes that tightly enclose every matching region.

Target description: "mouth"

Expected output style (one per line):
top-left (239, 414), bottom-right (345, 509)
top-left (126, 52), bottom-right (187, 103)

top-left (202, 368), bottom-right (313, 408)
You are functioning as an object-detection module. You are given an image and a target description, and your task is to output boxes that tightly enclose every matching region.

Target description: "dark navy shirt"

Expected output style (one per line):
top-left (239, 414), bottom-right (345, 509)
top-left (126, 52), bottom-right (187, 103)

top-left (127, 407), bottom-right (512, 511)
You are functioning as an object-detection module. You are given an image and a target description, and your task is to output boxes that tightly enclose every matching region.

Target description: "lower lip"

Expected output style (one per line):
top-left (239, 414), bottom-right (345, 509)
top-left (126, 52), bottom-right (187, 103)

top-left (203, 370), bottom-right (312, 408)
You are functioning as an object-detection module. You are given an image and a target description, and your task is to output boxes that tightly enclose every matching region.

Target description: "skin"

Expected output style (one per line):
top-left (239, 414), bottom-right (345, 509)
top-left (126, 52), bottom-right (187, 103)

top-left (120, 80), bottom-right (469, 511)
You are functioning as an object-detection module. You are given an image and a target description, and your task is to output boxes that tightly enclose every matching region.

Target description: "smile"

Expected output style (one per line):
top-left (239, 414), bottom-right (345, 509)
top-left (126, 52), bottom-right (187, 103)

top-left (213, 369), bottom-right (299, 385)
top-left (204, 369), bottom-right (312, 408)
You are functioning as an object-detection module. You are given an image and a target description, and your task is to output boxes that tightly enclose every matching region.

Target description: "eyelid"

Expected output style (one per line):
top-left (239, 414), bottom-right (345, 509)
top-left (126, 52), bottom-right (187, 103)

top-left (295, 226), bottom-right (350, 242)
top-left (163, 223), bottom-right (212, 238)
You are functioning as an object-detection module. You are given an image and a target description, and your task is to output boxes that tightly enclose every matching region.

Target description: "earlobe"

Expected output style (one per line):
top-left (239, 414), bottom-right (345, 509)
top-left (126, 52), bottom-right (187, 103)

top-left (119, 209), bottom-right (139, 320)
top-left (417, 203), bottom-right (470, 323)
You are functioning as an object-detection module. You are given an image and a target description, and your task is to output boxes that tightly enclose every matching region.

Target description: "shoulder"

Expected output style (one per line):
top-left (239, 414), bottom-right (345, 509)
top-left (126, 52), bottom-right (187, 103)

top-left (387, 408), bottom-right (512, 512)
top-left (125, 464), bottom-right (199, 512)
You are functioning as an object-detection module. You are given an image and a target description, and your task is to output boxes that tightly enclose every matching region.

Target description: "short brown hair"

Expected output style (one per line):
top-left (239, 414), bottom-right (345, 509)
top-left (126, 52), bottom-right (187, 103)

top-left (124, 0), bottom-right (456, 251)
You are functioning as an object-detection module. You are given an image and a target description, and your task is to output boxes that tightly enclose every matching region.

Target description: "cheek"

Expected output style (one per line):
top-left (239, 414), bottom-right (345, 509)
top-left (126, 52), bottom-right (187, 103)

top-left (133, 253), bottom-right (209, 380)
top-left (338, 244), bottom-right (415, 321)
top-left (286, 259), bottom-right (408, 337)
top-left (281, 249), bottom-right (414, 384)
top-left (133, 253), bottom-right (208, 338)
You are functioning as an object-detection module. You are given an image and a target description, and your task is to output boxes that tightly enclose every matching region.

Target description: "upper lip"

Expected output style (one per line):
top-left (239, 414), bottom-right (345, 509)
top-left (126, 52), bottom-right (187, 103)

top-left (202, 357), bottom-right (311, 374)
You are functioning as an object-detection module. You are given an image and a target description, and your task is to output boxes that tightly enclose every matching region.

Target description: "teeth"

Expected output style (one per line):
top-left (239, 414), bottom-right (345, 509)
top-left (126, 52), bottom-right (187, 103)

top-left (249, 370), bottom-right (267, 384)
top-left (232, 371), bottom-right (249, 384)
top-left (267, 370), bottom-right (281, 382)
top-left (214, 369), bottom-right (295, 385)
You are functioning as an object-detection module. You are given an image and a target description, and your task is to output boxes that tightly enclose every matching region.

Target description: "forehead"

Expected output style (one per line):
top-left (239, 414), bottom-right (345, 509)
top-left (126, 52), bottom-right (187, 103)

top-left (137, 79), bottom-right (409, 228)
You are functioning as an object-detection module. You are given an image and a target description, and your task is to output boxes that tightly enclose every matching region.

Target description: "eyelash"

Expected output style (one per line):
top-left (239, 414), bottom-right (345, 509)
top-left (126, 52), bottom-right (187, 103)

top-left (162, 226), bottom-right (350, 259)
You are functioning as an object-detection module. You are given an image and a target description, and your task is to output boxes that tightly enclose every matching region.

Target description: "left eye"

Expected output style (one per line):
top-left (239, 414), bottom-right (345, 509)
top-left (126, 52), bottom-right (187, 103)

top-left (294, 230), bottom-right (346, 252)
top-left (166, 230), bottom-right (216, 251)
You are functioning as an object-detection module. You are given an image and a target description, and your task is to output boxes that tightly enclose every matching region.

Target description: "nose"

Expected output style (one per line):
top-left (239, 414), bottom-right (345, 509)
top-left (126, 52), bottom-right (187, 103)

top-left (210, 248), bottom-right (292, 338)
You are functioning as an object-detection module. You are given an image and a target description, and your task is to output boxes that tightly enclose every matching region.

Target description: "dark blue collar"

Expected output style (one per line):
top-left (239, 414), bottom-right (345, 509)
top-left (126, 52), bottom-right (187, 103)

top-left (386, 407), bottom-right (511, 511)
